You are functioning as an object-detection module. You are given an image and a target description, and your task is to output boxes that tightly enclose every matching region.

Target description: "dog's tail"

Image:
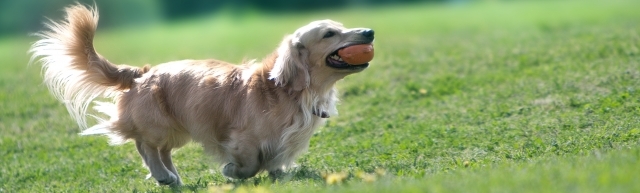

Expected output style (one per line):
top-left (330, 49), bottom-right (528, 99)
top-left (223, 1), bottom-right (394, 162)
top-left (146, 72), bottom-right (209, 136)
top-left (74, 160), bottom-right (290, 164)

top-left (29, 4), bottom-right (149, 129)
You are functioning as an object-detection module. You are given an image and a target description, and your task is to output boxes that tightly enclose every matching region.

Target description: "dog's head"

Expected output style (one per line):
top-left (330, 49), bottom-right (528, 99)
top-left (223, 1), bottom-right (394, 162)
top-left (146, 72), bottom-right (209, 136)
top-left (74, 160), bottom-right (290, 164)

top-left (269, 20), bottom-right (375, 92)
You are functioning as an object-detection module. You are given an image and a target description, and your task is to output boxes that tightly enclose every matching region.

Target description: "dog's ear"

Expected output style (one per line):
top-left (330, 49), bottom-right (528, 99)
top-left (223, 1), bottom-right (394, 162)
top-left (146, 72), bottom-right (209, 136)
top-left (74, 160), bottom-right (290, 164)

top-left (269, 35), bottom-right (310, 93)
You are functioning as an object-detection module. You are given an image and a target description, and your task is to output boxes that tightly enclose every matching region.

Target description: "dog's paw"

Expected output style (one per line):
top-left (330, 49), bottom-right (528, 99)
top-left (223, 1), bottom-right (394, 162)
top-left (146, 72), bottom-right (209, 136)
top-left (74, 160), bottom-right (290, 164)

top-left (222, 163), bottom-right (237, 179)
top-left (156, 173), bottom-right (180, 186)
top-left (268, 169), bottom-right (285, 179)
top-left (222, 163), bottom-right (259, 179)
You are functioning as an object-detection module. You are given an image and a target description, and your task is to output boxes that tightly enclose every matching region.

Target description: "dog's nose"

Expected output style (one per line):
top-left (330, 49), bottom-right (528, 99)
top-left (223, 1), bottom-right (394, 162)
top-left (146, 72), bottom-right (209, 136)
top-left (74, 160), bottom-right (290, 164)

top-left (361, 29), bottom-right (375, 39)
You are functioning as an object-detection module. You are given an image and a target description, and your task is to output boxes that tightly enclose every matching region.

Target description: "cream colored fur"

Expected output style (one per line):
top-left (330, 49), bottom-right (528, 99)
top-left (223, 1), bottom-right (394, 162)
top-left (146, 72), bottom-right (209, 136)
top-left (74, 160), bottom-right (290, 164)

top-left (29, 3), bottom-right (373, 186)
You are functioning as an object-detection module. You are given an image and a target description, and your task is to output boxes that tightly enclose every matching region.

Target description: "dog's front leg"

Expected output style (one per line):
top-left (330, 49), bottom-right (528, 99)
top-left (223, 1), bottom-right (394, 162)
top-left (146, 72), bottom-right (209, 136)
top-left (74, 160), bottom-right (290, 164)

top-left (268, 169), bottom-right (284, 179)
top-left (222, 144), bottom-right (261, 179)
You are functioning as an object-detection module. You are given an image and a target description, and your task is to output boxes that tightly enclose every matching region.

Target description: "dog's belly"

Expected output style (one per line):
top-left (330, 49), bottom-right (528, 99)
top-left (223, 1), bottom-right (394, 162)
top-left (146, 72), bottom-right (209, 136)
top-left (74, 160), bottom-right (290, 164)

top-left (175, 107), bottom-right (325, 172)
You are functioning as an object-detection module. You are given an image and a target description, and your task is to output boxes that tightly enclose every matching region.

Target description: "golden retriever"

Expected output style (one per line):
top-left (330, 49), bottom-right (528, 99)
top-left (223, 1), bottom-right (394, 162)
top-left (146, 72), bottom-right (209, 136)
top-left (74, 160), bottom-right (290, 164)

top-left (29, 4), bottom-right (374, 186)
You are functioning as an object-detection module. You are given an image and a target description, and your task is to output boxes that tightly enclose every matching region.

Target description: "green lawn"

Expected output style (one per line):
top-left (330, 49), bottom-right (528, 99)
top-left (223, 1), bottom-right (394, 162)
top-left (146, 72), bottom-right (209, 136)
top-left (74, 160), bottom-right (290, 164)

top-left (2, 0), bottom-right (640, 192)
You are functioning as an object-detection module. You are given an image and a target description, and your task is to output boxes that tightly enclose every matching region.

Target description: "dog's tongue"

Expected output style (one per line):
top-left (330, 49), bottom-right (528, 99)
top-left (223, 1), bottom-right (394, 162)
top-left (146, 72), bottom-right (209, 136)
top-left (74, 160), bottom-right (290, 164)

top-left (338, 44), bottom-right (374, 65)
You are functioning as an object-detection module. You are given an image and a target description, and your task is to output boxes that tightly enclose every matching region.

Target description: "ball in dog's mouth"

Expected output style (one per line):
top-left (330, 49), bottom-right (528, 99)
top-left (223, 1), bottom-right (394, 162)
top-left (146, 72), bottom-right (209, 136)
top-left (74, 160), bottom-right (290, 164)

top-left (327, 44), bottom-right (374, 69)
top-left (338, 44), bottom-right (374, 65)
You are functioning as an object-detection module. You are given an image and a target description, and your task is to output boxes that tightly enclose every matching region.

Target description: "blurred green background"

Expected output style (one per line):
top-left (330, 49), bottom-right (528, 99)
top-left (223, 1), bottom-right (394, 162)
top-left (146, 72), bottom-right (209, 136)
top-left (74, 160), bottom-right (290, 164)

top-left (0, 0), bottom-right (444, 37)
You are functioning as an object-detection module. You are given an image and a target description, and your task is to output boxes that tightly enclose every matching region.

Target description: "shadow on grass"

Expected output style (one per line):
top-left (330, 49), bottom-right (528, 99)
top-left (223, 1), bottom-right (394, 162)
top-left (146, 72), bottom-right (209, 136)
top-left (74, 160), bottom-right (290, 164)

top-left (143, 165), bottom-right (324, 192)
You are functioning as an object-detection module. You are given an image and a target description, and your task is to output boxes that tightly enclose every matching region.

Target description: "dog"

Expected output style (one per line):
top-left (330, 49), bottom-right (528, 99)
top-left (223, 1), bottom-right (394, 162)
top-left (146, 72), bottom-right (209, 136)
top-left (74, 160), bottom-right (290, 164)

top-left (29, 4), bottom-right (374, 186)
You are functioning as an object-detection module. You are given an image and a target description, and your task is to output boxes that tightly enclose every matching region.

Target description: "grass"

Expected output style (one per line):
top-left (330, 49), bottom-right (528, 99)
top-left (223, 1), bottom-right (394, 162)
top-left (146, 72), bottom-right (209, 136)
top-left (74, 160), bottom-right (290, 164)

top-left (1, 0), bottom-right (640, 192)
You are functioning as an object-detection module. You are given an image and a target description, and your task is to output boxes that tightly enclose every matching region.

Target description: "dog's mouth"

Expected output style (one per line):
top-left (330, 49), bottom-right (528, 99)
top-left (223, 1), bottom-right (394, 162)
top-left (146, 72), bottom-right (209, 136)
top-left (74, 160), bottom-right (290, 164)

top-left (326, 45), bottom-right (370, 70)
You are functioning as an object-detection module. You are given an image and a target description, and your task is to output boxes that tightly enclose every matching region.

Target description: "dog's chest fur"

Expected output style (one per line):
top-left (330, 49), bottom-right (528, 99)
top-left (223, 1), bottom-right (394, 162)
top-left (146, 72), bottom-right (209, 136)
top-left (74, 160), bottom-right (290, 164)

top-left (258, 89), bottom-right (335, 170)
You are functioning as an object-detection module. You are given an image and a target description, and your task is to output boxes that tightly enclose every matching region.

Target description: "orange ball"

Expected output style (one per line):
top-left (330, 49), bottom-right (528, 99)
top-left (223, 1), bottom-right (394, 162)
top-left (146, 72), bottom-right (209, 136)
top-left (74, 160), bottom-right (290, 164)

top-left (338, 44), bottom-right (374, 65)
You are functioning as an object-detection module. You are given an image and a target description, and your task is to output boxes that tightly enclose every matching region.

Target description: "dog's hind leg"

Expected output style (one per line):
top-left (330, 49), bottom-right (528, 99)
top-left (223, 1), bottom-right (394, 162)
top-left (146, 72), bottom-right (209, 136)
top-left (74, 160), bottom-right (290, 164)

top-left (135, 140), bottom-right (150, 168)
top-left (135, 140), bottom-right (157, 180)
top-left (159, 148), bottom-right (182, 185)
top-left (138, 142), bottom-right (179, 186)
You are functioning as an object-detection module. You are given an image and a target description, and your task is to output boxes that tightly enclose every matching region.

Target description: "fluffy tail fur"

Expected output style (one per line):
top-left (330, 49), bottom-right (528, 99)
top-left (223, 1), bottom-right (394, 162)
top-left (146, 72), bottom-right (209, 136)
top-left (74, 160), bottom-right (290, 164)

top-left (29, 4), bottom-right (148, 129)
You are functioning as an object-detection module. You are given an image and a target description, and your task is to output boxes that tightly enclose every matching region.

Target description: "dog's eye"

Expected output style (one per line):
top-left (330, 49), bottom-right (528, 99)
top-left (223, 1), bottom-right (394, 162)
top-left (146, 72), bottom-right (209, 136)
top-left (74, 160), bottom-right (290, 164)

top-left (323, 31), bottom-right (336, 39)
